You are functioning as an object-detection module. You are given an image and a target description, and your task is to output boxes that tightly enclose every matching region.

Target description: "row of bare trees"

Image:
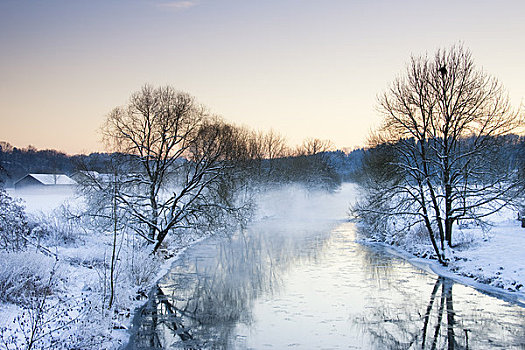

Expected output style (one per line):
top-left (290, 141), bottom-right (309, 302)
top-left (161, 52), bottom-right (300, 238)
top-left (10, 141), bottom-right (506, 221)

top-left (353, 44), bottom-right (524, 264)
top-left (78, 85), bottom-right (339, 255)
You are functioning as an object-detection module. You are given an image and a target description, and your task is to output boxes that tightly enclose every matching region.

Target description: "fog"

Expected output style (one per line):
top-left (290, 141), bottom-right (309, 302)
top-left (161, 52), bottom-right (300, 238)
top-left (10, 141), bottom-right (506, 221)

top-left (254, 183), bottom-right (356, 223)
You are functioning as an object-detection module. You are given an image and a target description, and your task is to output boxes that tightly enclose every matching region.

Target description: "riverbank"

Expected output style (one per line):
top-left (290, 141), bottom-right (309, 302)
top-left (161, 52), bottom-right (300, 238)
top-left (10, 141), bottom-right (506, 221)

top-left (358, 206), bottom-right (525, 306)
top-left (0, 189), bottom-right (207, 349)
top-left (0, 219), bottom-right (205, 350)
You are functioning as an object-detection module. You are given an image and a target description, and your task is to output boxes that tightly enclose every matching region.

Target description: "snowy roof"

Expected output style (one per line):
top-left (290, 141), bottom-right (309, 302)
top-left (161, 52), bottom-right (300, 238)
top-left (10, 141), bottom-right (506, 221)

top-left (21, 174), bottom-right (77, 186)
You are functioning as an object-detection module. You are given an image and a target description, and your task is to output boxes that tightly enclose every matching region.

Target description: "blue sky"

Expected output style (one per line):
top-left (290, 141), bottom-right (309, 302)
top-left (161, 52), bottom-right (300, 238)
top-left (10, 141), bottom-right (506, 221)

top-left (1, 0), bottom-right (524, 154)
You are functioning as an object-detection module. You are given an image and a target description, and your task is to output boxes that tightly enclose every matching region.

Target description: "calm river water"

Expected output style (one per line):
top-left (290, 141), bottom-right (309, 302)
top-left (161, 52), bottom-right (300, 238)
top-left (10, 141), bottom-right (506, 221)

top-left (126, 185), bottom-right (525, 349)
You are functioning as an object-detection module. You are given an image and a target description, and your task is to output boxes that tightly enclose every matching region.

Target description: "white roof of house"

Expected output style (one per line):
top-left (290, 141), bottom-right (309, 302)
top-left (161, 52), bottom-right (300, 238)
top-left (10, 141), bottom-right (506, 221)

top-left (25, 174), bottom-right (77, 185)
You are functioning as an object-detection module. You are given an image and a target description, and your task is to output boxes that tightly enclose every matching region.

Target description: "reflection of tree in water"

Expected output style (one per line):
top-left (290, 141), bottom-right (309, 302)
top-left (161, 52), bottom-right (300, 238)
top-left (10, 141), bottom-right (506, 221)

top-left (354, 275), bottom-right (525, 349)
top-left (355, 244), bottom-right (399, 289)
top-left (127, 222), bottom-right (332, 349)
top-left (127, 223), bottom-right (525, 349)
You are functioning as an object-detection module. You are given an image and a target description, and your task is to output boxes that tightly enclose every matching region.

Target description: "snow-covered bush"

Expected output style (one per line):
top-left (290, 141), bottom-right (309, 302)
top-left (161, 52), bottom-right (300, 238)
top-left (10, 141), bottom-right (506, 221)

top-left (31, 214), bottom-right (78, 246)
top-left (352, 192), bottom-right (402, 245)
top-left (95, 243), bottom-right (159, 295)
top-left (0, 189), bottom-right (30, 251)
top-left (124, 248), bottom-right (160, 287)
top-left (29, 203), bottom-right (85, 246)
top-left (89, 236), bottom-right (160, 311)
top-left (0, 290), bottom-right (113, 350)
top-left (0, 251), bottom-right (62, 304)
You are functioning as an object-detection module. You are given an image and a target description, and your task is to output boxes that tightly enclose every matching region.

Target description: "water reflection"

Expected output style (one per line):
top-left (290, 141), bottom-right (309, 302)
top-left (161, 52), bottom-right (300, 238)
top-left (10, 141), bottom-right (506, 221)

top-left (126, 220), bottom-right (525, 349)
top-left (126, 219), bottom-right (336, 349)
top-left (353, 277), bottom-right (460, 349)
top-left (354, 253), bottom-right (525, 349)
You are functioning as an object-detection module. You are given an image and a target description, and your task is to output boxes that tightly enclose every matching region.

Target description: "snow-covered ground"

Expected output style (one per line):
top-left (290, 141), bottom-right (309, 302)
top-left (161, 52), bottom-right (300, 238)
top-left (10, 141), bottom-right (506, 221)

top-left (360, 204), bottom-right (525, 306)
top-left (449, 219), bottom-right (525, 292)
top-left (0, 188), bottom-right (204, 349)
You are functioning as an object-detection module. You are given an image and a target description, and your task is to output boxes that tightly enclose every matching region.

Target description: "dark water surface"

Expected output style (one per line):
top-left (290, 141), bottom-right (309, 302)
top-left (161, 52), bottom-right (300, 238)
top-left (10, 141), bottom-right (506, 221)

top-left (126, 187), bottom-right (525, 349)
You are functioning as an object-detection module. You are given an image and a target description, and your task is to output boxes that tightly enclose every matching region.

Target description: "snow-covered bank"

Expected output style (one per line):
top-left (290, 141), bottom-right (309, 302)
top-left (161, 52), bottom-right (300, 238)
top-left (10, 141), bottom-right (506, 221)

top-left (0, 235), bottom-right (203, 349)
top-left (0, 189), bottom-right (209, 349)
top-left (357, 208), bottom-right (525, 307)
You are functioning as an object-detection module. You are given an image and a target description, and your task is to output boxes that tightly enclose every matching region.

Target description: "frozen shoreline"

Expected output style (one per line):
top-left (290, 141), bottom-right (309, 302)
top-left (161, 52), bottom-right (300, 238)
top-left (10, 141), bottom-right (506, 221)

top-left (358, 223), bottom-right (525, 308)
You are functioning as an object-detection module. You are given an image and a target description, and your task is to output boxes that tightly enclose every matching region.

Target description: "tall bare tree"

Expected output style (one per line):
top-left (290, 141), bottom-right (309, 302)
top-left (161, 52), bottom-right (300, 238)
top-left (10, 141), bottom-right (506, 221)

top-left (355, 45), bottom-right (523, 264)
top-left (102, 85), bottom-right (243, 253)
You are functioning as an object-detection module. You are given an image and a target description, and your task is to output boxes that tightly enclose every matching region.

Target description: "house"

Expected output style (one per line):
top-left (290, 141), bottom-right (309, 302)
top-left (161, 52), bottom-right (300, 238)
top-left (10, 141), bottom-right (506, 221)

top-left (14, 173), bottom-right (77, 192)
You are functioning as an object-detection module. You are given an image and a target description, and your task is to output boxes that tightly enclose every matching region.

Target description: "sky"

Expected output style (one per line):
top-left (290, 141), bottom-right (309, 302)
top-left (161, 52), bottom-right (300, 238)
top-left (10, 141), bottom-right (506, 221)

top-left (1, 0), bottom-right (524, 155)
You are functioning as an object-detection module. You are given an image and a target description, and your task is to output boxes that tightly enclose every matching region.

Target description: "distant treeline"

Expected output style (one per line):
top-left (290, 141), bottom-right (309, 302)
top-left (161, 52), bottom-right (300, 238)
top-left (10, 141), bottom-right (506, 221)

top-left (0, 141), bottom-right (364, 187)
top-left (0, 142), bottom-right (115, 185)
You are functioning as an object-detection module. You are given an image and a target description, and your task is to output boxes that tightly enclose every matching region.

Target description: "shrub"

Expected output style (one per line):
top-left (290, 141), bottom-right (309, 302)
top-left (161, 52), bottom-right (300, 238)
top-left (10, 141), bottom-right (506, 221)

top-left (0, 189), bottom-right (30, 251)
top-left (124, 248), bottom-right (159, 287)
top-left (0, 252), bottom-right (62, 304)
top-left (30, 210), bottom-right (80, 246)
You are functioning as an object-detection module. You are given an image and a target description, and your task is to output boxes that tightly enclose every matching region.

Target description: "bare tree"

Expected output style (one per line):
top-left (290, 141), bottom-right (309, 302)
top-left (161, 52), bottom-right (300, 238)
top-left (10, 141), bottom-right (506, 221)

top-left (261, 129), bottom-right (289, 160)
top-left (102, 85), bottom-right (243, 253)
top-left (355, 45), bottom-right (523, 264)
top-left (296, 137), bottom-right (334, 156)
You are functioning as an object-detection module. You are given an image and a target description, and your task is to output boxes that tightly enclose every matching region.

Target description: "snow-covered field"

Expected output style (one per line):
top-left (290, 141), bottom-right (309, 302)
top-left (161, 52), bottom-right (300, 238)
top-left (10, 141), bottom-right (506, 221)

top-left (449, 219), bottom-right (525, 293)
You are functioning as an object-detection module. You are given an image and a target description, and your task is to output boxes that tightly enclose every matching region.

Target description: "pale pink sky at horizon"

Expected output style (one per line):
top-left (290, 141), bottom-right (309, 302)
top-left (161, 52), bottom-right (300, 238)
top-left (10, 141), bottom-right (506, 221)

top-left (1, 0), bottom-right (524, 155)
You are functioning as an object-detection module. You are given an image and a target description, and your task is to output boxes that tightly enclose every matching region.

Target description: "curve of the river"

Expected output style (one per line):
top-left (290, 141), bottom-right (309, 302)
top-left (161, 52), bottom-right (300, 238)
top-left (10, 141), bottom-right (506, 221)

top-left (126, 185), bottom-right (525, 349)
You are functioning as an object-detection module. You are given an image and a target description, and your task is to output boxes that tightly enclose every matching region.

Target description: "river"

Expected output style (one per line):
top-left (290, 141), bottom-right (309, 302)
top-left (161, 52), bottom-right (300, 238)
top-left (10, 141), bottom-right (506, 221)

top-left (125, 184), bottom-right (525, 349)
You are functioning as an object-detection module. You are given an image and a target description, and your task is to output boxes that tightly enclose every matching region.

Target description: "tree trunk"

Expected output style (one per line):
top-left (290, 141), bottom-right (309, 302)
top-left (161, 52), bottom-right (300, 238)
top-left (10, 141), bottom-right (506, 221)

top-left (153, 229), bottom-right (169, 254)
top-left (444, 279), bottom-right (455, 350)
top-left (149, 185), bottom-right (158, 241)
top-left (425, 218), bottom-right (444, 265)
top-left (109, 174), bottom-right (118, 309)
top-left (445, 179), bottom-right (453, 246)
top-left (445, 217), bottom-right (453, 247)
